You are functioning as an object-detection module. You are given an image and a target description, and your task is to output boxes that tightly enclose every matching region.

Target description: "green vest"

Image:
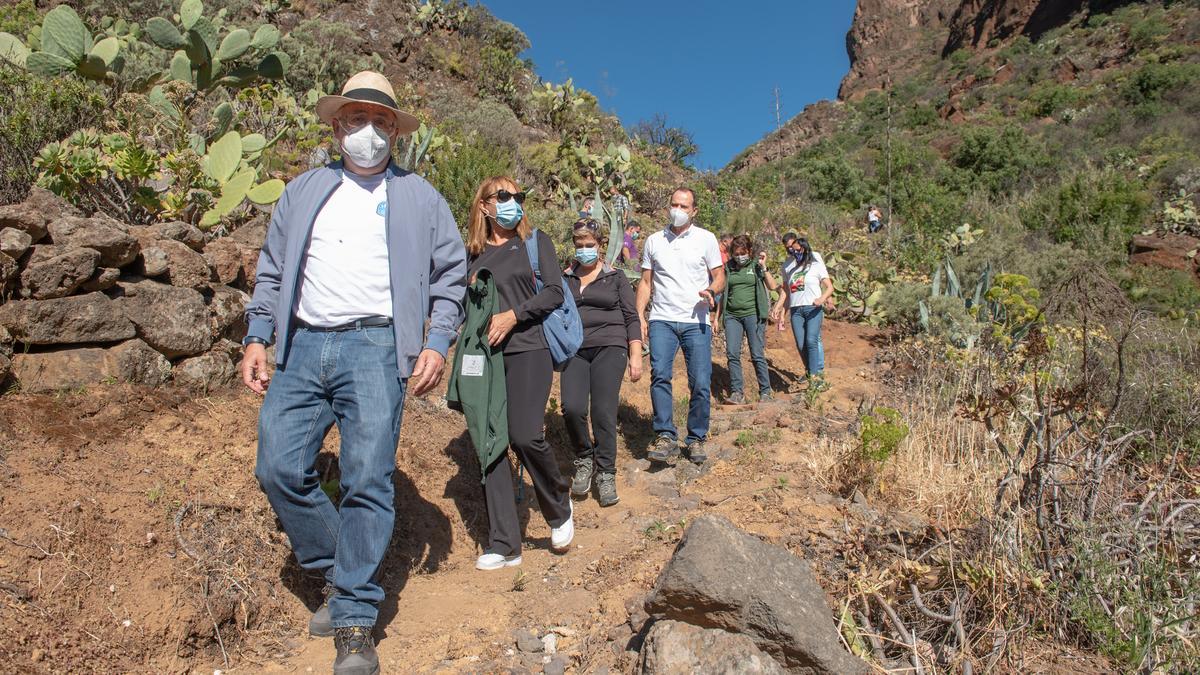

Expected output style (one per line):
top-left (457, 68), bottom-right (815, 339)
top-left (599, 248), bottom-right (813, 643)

top-left (446, 268), bottom-right (509, 480)
top-left (720, 262), bottom-right (770, 321)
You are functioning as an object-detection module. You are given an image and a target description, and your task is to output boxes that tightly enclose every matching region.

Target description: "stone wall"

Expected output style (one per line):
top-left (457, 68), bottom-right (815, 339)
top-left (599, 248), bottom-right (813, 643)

top-left (0, 189), bottom-right (265, 392)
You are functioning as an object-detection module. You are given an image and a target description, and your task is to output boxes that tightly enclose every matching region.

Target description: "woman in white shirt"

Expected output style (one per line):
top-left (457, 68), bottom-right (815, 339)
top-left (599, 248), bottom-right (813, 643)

top-left (770, 232), bottom-right (833, 389)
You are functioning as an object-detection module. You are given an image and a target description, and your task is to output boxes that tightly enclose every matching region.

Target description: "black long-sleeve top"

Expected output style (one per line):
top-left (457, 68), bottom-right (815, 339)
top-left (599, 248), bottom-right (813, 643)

top-left (467, 229), bottom-right (563, 354)
top-left (564, 263), bottom-right (641, 350)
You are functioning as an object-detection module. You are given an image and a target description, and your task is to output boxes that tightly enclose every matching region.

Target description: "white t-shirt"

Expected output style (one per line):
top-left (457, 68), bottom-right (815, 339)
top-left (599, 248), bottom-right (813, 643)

top-left (295, 171), bottom-right (393, 327)
top-left (641, 224), bottom-right (723, 324)
top-left (782, 254), bottom-right (829, 308)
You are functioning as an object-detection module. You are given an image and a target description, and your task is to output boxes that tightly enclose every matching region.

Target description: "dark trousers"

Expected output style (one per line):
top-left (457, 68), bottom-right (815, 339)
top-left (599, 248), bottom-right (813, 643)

top-left (483, 349), bottom-right (571, 557)
top-left (561, 345), bottom-right (628, 474)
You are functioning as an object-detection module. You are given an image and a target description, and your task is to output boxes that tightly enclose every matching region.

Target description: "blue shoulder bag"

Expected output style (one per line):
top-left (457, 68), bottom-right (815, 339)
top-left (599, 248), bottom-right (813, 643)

top-left (524, 229), bottom-right (583, 370)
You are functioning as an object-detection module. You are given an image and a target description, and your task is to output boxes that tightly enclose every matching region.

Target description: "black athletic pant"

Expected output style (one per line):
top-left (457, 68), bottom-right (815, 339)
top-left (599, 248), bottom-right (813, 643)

top-left (560, 345), bottom-right (627, 474)
top-left (483, 348), bottom-right (571, 557)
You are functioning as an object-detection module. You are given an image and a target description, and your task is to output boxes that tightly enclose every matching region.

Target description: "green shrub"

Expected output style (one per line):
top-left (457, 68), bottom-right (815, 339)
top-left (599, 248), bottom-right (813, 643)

top-left (859, 407), bottom-right (909, 463)
top-left (1128, 12), bottom-right (1171, 50)
top-left (0, 64), bottom-right (103, 204)
top-left (1024, 82), bottom-right (1089, 119)
top-left (952, 124), bottom-right (1044, 195)
top-left (1020, 169), bottom-right (1152, 250)
top-left (795, 154), bottom-right (869, 208)
top-left (434, 95), bottom-right (523, 151)
top-left (430, 136), bottom-right (515, 230)
top-left (0, 0), bottom-right (37, 36)
top-left (877, 280), bottom-right (929, 331)
top-left (476, 45), bottom-right (525, 110)
top-left (1119, 265), bottom-right (1200, 315)
top-left (1122, 61), bottom-right (1200, 105)
top-left (282, 19), bottom-right (378, 95)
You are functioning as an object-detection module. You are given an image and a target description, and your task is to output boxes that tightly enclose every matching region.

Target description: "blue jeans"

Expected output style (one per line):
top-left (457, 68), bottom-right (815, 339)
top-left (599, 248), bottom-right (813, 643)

top-left (255, 326), bottom-right (405, 628)
top-left (724, 314), bottom-right (770, 396)
top-left (790, 306), bottom-right (825, 376)
top-left (648, 320), bottom-right (712, 444)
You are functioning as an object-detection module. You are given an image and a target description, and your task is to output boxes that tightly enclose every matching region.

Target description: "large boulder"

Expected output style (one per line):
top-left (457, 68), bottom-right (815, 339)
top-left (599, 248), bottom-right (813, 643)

top-left (0, 228), bottom-right (32, 259)
top-left (173, 349), bottom-right (236, 391)
top-left (81, 267), bottom-right (121, 292)
top-left (0, 252), bottom-right (16, 288)
top-left (19, 247), bottom-right (99, 299)
top-left (10, 338), bottom-right (168, 392)
top-left (644, 515), bottom-right (868, 674)
top-left (0, 293), bottom-right (135, 345)
top-left (47, 216), bottom-right (139, 268)
top-left (203, 237), bottom-right (243, 286)
top-left (148, 220), bottom-right (205, 251)
top-left (230, 220), bottom-right (267, 288)
top-left (0, 187), bottom-right (81, 243)
top-left (639, 620), bottom-right (786, 675)
top-left (208, 285), bottom-right (250, 340)
top-left (137, 239), bottom-right (210, 289)
top-left (111, 338), bottom-right (171, 385)
top-left (116, 280), bottom-right (212, 358)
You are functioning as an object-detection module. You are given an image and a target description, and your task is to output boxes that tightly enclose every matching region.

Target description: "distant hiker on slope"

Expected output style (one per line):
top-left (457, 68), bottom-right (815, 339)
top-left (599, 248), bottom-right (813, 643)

top-left (240, 71), bottom-right (467, 675)
top-left (637, 187), bottom-right (725, 466)
top-left (867, 205), bottom-right (883, 233)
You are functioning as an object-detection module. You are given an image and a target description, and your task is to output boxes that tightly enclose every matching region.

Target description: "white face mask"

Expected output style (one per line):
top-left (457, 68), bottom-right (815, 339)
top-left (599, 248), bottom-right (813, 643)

top-left (340, 122), bottom-right (392, 168)
top-left (669, 207), bottom-right (691, 229)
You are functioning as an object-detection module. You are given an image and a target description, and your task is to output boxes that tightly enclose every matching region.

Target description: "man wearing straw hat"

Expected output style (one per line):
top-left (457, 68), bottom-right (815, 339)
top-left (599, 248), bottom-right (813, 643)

top-left (240, 71), bottom-right (466, 674)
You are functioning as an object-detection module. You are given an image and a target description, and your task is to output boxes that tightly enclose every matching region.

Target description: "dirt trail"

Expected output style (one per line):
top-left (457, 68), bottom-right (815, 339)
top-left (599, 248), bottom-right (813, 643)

top-left (0, 319), bottom-right (887, 673)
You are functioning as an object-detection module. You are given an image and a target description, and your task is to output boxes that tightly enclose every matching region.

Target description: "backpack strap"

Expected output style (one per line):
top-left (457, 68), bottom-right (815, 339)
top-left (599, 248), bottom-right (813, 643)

top-left (524, 229), bottom-right (543, 291)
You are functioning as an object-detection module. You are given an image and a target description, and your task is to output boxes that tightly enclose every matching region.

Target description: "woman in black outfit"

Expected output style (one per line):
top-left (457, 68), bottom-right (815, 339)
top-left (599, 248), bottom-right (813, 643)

top-left (466, 175), bottom-right (573, 571)
top-left (561, 219), bottom-right (643, 507)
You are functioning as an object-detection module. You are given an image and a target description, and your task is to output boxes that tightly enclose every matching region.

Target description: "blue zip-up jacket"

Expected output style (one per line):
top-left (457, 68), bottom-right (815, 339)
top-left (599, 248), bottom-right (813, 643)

top-left (243, 160), bottom-right (467, 377)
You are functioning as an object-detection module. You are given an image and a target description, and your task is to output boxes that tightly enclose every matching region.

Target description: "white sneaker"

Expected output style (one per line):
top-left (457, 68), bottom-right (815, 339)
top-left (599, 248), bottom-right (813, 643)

top-left (550, 500), bottom-right (574, 552)
top-left (475, 553), bottom-right (522, 570)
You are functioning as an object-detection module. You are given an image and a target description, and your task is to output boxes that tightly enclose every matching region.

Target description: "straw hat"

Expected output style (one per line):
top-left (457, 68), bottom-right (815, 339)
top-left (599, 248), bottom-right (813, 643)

top-left (315, 71), bottom-right (420, 134)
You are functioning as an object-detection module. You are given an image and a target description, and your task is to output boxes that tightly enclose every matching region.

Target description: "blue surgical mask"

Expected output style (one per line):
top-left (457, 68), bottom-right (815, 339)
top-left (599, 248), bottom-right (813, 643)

top-left (494, 199), bottom-right (523, 229)
top-left (574, 247), bottom-right (599, 264)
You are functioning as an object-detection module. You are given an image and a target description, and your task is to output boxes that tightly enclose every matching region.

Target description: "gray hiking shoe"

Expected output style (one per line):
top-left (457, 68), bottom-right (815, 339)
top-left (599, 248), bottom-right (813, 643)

top-left (726, 391), bottom-right (747, 405)
top-left (596, 472), bottom-right (619, 507)
top-left (686, 440), bottom-right (708, 464)
top-left (333, 626), bottom-right (379, 675)
top-left (647, 435), bottom-right (680, 463)
top-left (309, 583), bottom-right (335, 637)
top-left (759, 391), bottom-right (774, 402)
top-left (571, 457), bottom-right (594, 497)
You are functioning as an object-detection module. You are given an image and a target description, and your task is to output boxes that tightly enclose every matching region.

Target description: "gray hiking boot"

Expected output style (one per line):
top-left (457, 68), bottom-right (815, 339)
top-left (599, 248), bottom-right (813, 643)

top-left (726, 391), bottom-right (747, 405)
top-left (647, 434), bottom-right (680, 464)
top-left (759, 390), bottom-right (774, 402)
top-left (596, 472), bottom-right (620, 507)
top-left (333, 626), bottom-right (379, 675)
top-left (309, 583), bottom-right (335, 637)
top-left (686, 440), bottom-right (708, 464)
top-left (571, 457), bottom-right (594, 497)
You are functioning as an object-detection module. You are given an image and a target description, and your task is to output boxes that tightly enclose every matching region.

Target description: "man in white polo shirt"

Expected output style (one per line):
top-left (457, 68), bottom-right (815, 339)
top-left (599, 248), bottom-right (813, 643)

top-left (636, 187), bottom-right (725, 465)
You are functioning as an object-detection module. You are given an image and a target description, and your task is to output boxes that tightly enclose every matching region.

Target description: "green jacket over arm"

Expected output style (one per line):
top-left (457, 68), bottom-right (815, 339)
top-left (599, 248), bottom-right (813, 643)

top-left (446, 268), bottom-right (509, 481)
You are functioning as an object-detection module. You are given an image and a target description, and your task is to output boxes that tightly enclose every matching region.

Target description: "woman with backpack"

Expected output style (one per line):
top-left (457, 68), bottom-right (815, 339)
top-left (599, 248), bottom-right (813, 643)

top-left (713, 234), bottom-right (779, 404)
top-left (463, 175), bottom-right (573, 570)
top-left (561, 218), bottom-right (643, 507)
top-left (771, 232), bottom-right (833, 391)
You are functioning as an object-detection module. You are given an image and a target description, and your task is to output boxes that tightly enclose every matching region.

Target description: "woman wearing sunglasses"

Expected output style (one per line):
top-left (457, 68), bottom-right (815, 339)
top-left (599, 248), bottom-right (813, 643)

top-left (770, 232), bottom-right (832, 391)
top-left (465, 176), bottom-right (573, 570)
top-left (560, 219), bottom-right (643, 507)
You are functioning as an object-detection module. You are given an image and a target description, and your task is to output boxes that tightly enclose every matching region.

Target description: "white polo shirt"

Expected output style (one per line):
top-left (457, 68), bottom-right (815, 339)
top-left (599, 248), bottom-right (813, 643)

top-left (641, 223), bottom-right (723, 324)
top-left (295, 171), bottom-right (393, 327)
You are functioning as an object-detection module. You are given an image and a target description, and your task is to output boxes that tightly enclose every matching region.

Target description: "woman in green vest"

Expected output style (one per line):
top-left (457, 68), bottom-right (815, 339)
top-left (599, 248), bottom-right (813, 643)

top-left (713, 234), bottom-right (779, 404)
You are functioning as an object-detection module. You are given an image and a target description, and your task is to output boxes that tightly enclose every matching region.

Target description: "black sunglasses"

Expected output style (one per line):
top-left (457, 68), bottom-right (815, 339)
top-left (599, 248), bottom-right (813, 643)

top-left (489, 189), bottom-right (526, 204)
top-left (573, 219), bottom-right (600, 232)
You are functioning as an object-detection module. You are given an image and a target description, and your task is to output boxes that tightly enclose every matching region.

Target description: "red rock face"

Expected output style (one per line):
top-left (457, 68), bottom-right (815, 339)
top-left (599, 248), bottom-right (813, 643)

top-left (839, 0), bottom-right (958, 100)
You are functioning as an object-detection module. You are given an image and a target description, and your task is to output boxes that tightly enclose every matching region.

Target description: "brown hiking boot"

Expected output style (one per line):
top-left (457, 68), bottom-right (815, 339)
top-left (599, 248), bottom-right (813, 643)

top-left (647, 434), bottom-right (680, 464)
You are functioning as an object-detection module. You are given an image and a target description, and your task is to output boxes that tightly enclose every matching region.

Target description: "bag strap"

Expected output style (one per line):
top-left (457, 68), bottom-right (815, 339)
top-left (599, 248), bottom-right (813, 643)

top-left (524, 229), bottom-right (543, 292)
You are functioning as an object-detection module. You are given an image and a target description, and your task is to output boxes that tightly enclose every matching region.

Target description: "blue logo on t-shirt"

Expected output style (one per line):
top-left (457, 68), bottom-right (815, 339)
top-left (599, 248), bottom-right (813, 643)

top-left (376, 201), bottom-right (387, 217)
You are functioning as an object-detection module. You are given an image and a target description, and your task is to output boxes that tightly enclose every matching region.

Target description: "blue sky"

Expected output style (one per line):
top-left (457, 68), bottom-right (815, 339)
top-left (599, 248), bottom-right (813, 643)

top-left (484, 1), bottom-right (857, 171)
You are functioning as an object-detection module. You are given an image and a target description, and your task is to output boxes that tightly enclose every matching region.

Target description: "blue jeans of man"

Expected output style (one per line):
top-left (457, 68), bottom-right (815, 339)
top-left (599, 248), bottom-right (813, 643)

top-left (254, 326), bottom-right (405, 629)
top-left (790, 305), bottom-right (825, 376)
top-left (724, 314), bottom-right (770, 397)
top-left (648, 320), bottom-right (712, 444)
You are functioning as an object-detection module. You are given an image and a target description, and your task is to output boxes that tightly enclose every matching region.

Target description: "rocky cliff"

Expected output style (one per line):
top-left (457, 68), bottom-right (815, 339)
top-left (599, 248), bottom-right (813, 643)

top-left (726, 0), bottom-right (1141, 173)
